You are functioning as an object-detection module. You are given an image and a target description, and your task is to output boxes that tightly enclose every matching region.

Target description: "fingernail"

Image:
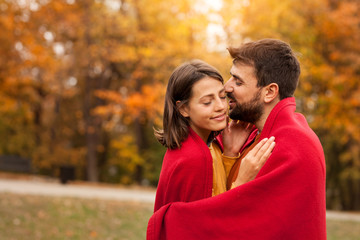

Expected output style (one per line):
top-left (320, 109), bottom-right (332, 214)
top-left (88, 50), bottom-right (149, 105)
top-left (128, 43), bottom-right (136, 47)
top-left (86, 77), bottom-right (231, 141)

top-left (269, 136), bottom-right (275, 140)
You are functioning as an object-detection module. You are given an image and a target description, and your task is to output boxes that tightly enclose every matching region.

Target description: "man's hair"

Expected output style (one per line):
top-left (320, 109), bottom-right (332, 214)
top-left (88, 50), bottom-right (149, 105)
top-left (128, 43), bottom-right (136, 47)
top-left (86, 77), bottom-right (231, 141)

top-left (155, 59), bottom-right (224, 149)
top-left (228, 39), bottom-right (300, 100)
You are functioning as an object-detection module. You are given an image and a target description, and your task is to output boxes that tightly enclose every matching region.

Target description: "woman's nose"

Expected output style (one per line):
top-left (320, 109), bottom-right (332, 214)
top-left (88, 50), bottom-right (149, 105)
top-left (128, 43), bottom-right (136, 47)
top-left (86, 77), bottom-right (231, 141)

top-left (215, 98), bottom-right (226, 111)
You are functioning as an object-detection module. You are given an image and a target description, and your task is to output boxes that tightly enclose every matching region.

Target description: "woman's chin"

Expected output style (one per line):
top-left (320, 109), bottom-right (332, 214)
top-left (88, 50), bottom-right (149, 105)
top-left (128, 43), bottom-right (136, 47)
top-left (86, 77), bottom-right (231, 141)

top-left (213, 122), bottom-right (227, 132)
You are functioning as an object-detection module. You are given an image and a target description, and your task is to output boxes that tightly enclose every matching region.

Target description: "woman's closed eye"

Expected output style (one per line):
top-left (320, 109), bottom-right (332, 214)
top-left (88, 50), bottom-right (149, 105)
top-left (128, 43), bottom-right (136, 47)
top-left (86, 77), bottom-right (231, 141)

top-left (200, 96), bottom-right (213, 106)
top-left (203, 96), bottom-right (225, 105)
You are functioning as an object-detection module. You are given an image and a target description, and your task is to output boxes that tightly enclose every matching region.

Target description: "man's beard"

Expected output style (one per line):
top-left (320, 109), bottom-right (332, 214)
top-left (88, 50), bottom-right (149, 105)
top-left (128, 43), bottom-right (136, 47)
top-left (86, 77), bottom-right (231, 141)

top-left (228, 90), bottom-right (264, 124)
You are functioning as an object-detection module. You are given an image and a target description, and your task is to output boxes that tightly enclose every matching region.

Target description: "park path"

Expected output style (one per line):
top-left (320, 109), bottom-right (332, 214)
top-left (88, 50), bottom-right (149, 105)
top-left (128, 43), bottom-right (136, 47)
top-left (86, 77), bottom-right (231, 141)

top-left (0, 178), bottom-right (155, 203)
top-left (0, 177), bottom-right (360, 222)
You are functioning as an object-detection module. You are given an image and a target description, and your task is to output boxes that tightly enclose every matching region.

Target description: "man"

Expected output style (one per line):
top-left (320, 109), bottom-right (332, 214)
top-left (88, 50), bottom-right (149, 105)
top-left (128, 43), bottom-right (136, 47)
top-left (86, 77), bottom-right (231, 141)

top-left (147, 39), bottom-right (326, 240)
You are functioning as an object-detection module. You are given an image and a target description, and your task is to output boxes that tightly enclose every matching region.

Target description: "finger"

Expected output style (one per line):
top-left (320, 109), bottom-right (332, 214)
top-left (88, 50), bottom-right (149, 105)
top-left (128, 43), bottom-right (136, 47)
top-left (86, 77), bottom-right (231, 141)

top-left (246, 123), bottom-right (254, 130)
top-left (248, 137), bottom-right (270, 157)
top-left (232, 120), bottom-right (249, 130)
top-left (237, 121), bottom-right (247, 129)
top-left (255, 137), bottom-right (275, 157)
top-left (258, 142), bottom-right (275, 167)
top-left (228, 119), bottom-right (236, 129)
top-left (253, 136), bottom-right (275, 156)
top-left (244, 123), bottom-right (253, 133)
top-left (242, 121), bottom-right (250, 129)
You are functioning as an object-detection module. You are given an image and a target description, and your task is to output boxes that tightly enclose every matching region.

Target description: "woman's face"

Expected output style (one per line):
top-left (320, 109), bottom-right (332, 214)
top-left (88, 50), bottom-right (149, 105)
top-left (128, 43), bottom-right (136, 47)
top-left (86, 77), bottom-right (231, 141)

top-left (180, 76), bottom-right (227, 142)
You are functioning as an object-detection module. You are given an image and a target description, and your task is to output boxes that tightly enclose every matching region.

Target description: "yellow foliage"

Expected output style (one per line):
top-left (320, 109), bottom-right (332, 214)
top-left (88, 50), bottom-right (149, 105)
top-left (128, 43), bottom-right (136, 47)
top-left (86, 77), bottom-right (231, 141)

top-left (94, 83), bottom-right (165, 126)
top-left (0, 95), bottom-right (17, 112)
top-left (95, 90), bottom-right (123, 103)
top-left (110, 135), bottom-right (144, 177)
top-left (92, 105), bottom-right (116, 117)
top-left (124, 83), bottom-right (165, 120)
top-left (32, 144), bottom-right (86, 170)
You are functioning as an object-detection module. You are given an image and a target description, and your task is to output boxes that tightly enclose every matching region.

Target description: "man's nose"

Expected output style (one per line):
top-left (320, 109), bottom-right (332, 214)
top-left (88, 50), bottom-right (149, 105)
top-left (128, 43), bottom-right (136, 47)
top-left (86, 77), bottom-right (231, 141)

top-left (224, 79), bottom-right (233, 93)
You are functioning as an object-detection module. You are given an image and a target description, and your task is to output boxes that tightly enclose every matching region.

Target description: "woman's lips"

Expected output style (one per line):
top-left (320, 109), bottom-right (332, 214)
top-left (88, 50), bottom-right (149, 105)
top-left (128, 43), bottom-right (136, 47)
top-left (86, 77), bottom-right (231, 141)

top-left (212, 113), bottom-right (226, 121)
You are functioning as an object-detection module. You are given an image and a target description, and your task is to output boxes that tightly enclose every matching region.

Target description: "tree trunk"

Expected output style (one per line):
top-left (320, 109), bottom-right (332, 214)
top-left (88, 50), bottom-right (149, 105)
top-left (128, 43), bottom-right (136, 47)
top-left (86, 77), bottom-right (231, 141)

top-left (85, 124), bottom-right (99, 182)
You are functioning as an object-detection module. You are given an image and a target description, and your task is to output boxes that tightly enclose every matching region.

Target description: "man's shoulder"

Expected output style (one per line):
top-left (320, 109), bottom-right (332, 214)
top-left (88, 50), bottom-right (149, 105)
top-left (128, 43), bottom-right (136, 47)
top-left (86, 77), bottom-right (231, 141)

top-left (272, 123), bottom-right (318, 143)
top-left (270, 123), bottom-right (324, 163)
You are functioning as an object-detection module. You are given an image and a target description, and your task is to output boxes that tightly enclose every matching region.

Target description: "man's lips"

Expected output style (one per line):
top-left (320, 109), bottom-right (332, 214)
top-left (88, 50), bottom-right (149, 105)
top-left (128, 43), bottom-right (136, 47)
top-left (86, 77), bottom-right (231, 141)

top-left (227, 94), bottom-right (236, 105)
top-left (228, 99), bottom-right (236, 109)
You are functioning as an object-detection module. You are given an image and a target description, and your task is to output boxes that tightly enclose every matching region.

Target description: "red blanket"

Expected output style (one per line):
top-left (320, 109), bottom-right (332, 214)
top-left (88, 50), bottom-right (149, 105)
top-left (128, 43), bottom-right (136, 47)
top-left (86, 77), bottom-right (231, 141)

top-left (153, 127), bottom-right (214, 212)
top-left (148, 97), bottom-right (326, 240)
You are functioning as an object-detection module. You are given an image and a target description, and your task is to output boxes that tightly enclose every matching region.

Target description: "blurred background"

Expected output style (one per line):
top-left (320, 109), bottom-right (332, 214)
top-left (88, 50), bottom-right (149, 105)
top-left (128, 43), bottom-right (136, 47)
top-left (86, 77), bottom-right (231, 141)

top-left (0, 0), bottom-right (359, 217)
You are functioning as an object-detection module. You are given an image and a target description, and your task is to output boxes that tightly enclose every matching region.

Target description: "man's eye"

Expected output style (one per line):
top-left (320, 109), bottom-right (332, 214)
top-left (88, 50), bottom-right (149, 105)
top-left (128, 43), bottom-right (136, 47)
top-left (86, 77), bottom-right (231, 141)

top-left (235, 81), bottom-right (242, 86)
top-left (220, 96), bottom-right (226, 99)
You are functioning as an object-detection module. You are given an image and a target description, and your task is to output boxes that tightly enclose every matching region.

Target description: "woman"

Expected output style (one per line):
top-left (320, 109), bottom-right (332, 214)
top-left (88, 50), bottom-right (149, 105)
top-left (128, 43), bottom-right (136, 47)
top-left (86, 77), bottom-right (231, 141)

top-left (153, 59), bottom-right (274, 211)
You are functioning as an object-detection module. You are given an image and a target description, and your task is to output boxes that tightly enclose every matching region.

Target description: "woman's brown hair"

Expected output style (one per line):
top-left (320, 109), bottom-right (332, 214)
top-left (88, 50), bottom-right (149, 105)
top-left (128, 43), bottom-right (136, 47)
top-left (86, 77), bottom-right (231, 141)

top-left (155, 59), bottom-right (224, 149)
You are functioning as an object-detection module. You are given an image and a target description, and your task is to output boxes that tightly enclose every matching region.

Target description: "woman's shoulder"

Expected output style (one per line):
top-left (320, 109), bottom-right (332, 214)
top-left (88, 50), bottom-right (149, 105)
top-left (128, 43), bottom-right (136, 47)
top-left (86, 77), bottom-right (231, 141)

top-left (166, 134), bottom-right (206, 157)
top-left (163, 133), bottom-right (209, 166)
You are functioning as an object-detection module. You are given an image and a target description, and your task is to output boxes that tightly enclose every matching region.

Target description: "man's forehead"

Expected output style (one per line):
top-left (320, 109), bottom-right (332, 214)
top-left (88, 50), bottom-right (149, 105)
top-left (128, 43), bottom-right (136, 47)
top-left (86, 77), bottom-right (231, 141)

top-left (230, 63), bottom-right (254, 74)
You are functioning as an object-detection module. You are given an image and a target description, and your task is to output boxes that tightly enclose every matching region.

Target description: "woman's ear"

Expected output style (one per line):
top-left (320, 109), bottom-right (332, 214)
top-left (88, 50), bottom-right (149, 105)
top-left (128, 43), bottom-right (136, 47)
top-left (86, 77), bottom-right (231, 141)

top-left (264, 83), bottom-right (279, 103)
top-left (176, 101), bottom-right (189, 118)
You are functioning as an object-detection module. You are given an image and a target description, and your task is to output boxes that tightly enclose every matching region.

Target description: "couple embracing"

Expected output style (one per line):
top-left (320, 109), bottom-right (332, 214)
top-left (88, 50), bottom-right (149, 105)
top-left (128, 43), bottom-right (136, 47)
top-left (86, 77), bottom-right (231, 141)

top-left (148, 39), bottom-right (326, 240)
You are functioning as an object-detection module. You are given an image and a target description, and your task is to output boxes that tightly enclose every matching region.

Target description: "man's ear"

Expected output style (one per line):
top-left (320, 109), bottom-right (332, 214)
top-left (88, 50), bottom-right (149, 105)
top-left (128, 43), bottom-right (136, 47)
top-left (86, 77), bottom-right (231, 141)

top-left (263, 83), bottom-right (279, 103)
top-left (176, 101), bottom-right (189, 118)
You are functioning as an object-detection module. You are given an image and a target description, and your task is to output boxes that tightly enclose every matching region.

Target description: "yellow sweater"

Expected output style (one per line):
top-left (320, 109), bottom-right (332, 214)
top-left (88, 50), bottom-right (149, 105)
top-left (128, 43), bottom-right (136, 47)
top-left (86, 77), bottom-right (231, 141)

top-left (209, 142), bottom-right (239, 196)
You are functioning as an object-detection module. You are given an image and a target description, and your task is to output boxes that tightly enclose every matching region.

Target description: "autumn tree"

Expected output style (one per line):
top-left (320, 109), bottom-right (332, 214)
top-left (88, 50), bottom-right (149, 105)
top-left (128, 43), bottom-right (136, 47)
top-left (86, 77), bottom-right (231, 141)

top-left (309, 0), bottom-right (360, 210)
top-left (0, 0), bottom-right (226, 184)
top-left (5, 0), bottom-right (359, 211)
top-left (0, 0), bottom-right (57, 163)
top-left (95, 0), bottom-right (222, 184)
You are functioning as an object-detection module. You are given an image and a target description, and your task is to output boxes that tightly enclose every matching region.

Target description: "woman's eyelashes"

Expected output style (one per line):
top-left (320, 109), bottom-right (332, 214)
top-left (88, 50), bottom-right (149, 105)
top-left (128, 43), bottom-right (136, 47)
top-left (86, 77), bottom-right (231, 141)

top-left (202, 96), bottom-right (226, 106)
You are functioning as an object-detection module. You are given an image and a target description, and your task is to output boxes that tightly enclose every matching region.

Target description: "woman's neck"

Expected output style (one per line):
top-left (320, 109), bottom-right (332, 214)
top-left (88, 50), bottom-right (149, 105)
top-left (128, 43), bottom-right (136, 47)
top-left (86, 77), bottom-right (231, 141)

top-left (189, 124), bottom-right (211, 144)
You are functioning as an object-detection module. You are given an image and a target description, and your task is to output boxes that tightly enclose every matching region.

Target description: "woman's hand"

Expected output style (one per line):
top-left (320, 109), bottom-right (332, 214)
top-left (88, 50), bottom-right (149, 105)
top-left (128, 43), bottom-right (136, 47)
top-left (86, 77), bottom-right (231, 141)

top-left (233, 137), bottom-right (276, 188)
top-left (222, 118), bottom-right (253, 157)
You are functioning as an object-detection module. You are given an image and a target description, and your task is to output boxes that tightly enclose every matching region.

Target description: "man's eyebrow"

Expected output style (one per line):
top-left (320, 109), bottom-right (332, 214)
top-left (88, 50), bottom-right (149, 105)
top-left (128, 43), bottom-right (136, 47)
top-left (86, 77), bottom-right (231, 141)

top-left (230, 72), bottom-right (241, 80)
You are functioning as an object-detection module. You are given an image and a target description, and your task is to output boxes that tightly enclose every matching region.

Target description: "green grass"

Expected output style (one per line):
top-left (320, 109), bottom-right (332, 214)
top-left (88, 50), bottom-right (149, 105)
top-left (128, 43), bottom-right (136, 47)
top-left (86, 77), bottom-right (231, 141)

top-left (0, 193), bottom-right (153, 240)
top-left (326, 219), bottom-right (360, 240)
top-left (1, 193), bottom-right (359, 240)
